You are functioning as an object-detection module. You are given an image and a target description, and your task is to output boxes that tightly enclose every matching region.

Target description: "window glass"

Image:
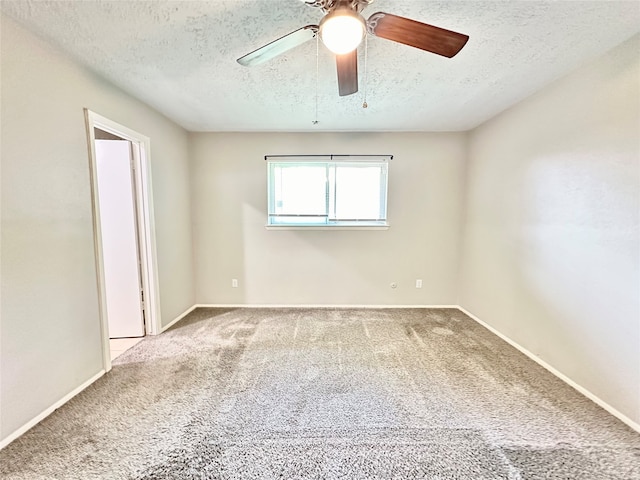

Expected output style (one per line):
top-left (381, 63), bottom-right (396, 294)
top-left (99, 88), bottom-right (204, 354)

top-left (333, 165), bottom-right (383, 221)
top-left (268, 160), bottom-right (388, 227)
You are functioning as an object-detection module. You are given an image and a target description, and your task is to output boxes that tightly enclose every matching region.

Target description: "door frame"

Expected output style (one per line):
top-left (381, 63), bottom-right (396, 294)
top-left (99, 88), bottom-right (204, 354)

top-left (84, 109), bottom-right (162, 372)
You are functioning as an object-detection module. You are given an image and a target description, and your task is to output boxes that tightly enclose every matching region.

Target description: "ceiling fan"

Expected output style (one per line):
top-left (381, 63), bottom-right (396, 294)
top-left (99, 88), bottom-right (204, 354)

top-left (237, 0), bottom-right (469, 97)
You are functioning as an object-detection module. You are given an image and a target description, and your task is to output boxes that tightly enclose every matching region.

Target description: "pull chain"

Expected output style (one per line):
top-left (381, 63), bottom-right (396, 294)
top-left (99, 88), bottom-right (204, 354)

top-left (362, 33), bottom-right (368, 109)
top-left (313, 31), bottom-right (319, 124)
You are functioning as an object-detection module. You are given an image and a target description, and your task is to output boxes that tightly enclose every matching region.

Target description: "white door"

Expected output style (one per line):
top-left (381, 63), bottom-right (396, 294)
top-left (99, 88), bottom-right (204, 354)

top-left (95, 140), bottom-right (145, 338)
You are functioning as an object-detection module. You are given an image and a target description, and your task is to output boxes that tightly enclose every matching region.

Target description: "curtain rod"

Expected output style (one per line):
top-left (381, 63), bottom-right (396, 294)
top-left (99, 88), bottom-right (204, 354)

top-left (264, 154), bottom-right (393, 160)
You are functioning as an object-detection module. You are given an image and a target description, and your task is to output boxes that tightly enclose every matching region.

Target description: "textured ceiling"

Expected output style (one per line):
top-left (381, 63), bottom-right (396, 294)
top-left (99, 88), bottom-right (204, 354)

top-left (2, 0), bottom-right (639, 132)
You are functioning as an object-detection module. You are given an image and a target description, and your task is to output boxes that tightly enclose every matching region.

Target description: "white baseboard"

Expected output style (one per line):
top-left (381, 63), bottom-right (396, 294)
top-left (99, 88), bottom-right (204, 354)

top-left (458, 306), bottom-right (640, 433)
top-left (194, 304), bottom-right (460, 309)
top-left (161, 304), bottom-right (198, 333)
top-left (0, 370), bottom-right (106, 450)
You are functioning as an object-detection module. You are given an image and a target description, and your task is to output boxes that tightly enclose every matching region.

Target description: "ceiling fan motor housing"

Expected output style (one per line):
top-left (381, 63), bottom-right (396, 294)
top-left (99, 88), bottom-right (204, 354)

top-left (299, 0), bottom-right (374, 13)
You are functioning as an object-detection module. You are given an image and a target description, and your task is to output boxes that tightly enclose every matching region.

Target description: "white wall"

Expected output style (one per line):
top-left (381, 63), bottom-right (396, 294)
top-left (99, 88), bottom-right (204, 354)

top-left (459, 34), bottom-right (640, 425)
top-left (190, 132), bottom-right (466, 306)
top-left (0, 15), bottom-right (195, 442)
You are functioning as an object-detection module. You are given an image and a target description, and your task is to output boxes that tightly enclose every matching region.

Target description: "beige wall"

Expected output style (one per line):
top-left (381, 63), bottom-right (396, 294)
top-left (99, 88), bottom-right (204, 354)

top-left (1, 15), bottom-right (195, 441)
top-left (459, 34), bottom-right (640, 424)
top-left (189, 132), bottom-right (466, 306)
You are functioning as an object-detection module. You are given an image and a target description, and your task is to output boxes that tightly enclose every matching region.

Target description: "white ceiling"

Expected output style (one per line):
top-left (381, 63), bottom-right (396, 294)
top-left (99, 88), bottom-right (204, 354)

top-left (2, 1), bottom-right (639, 132)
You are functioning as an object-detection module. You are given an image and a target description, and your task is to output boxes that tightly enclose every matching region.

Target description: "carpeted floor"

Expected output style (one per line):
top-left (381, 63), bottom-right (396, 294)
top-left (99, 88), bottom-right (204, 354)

top-left (1, 308), bottom-right (638, 479)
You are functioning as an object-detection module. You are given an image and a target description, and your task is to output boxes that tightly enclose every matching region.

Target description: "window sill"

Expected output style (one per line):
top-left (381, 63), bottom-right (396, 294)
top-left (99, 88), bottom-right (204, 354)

top-left (265, 224), bottom-right (389, 231)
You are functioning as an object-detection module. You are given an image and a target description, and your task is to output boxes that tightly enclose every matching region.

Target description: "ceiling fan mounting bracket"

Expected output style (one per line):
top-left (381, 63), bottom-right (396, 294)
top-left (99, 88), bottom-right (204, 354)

top-left (366, 11), bottom-right (384, 35)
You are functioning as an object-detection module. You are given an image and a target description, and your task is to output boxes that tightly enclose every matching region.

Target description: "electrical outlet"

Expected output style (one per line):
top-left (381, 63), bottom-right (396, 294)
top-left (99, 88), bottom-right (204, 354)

top-left (416, 279), bottom-right (423, 288)
top-left (232, 279), bottom-right (238, 288)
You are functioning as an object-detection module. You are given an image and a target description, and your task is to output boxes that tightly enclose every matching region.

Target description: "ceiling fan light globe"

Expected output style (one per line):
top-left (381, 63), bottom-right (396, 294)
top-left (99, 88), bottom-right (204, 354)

top-left (319, 10), bottom-right (365, 55)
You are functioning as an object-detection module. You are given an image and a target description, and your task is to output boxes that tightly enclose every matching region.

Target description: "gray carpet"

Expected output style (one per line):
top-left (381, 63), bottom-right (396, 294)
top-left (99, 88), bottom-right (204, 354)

top-left (1, 308), bottom-right (638, 479)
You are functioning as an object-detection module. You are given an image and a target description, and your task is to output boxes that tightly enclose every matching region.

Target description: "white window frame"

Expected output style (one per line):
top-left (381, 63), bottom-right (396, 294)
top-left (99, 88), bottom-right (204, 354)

top-left (266, 155), bottom-right (390, 230)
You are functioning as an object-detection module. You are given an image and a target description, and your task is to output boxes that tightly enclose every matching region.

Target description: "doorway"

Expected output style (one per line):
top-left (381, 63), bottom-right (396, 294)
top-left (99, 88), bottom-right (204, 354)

top-left (95, 135), bottom-right (145, 359)
top-left (85, 110), bottom-right (162, 372)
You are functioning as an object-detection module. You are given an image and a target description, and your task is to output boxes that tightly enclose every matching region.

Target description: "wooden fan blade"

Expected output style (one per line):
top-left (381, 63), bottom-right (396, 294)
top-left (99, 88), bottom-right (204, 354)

top-left (336, 50), bottom-right (358, 96)
top-left (368, 12), bottom-right (469, 58)
top-left (237, 25), bottom-right (318, 66)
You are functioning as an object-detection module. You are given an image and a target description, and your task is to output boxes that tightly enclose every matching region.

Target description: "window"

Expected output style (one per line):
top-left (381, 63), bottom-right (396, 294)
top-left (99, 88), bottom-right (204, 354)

top-left (267, 156), bottom-right (389, 228)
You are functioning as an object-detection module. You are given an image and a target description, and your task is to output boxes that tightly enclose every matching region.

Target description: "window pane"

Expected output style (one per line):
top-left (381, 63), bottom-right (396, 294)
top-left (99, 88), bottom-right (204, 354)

top-left (267, 160), bottom-right (388, 227)
top-left (272, 164), bottom-right (327, 216)
top-left (333, 166), bottom-right (383, 220)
